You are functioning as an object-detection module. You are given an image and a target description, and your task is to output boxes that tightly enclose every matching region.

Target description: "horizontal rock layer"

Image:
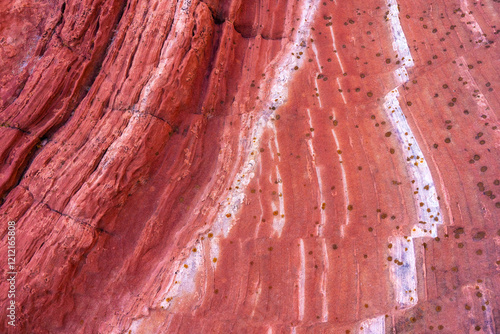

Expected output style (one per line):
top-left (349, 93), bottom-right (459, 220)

top-left (0, 0), bottom-right (499, 333)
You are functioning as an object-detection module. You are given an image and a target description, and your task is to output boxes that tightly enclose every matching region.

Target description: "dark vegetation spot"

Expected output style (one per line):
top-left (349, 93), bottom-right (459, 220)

top-left (473, 231), bottom-right (486, 240)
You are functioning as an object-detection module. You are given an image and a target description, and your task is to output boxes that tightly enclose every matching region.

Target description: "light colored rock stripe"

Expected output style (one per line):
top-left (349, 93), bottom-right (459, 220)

top-left (358, 315), bottom-right (386, 334)
top-left (330, 110), bottom-right (350, 237)
top-left (383, 89), bottom-right (442, 238)
top-left (157, 0), bottom-right (321, 315)
top-left (387, 0), bottom-right (414, 67)
top-left (329, 26), bottom-right (345, 73)
top-left (388, 235), bottom-right (418, 308)
top-left (272, 166), bottom-right (286, 237)
top-left (382, 0), bottom-right (442, 318)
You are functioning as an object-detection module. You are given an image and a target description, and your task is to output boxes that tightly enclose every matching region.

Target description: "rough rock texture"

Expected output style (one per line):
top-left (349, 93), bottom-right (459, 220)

top-left (0, 0), bottom-right (499, 333)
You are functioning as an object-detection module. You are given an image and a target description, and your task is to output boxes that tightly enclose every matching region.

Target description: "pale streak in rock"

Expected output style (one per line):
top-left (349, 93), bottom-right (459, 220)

top-left (357, 315), bottom-right (386, 334)
top-left (387, 0), bottom-right (414, 67)
top-left (330, 110), bottom-right (350, 233)
top-left (267, 119), bottom-right (282, 162)
top-left (383, 89), bottom-right (442, 238)
top-left (159, 239), bottom-right (206, 309)
top-left (159, 0), bottom-right (320, 311)
top-left (138, 0), bottom-right (192, 109)
top-left (311, 42), bottom-right (322, 73)
top-left (311, 43), bottom-right (324, 107)
top-left (329, 26), bottom-right (345, 73)
top-left (306, 109), bottom-right (327, 235)
top-left (272, 166), bottom-right (285, 237)
top-left (316, 167), bottom-right (326, 236)
top-left (383, 0), bottom-right (443, 317)
top-left (210, 0), bottom-right (319, 239)
top-left (314, 78), bottom-right (323, 108)
top-left (336, 77), bottom-right (347, 104)
top-left (388, 235), bottom-right (418, 308)
top-left (250, 276), bottom-right (262, 318)
top-left (273, 132), bottom-right (282, 162)
top-left (393, 66), bottom-right (409, 86)
top-left (267, 140), bottom-right (275, 160)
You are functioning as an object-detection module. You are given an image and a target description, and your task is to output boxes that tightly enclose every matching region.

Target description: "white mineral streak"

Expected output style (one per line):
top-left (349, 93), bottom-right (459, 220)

top-left (250, 278), bottom-right (263, 318)
top-left (358, 314), bottom-right (386, 334)
top-left (383, 0), bottom-right (442, 318)
top-left (330, 110), bottom-right (350, 234)
top-left (314, 78), bottom-right (323, 108)
top-left (311, 42), bottom-right (322, 72)
top-left (307, 108), bottom-right (315, 138)
top-left (388, 236), bottom-right (418, 308)
top-left (336, 77), bottom-right (347, 104)
top-left (329, 26), bottom-right (345, 73)
top-left (139, 0), bottom-right (192, 109)
top-left (316, 167), bottom-right (326, 236)
top-left (387, 0), bottom-right (414, 67)
top-left (383, 89), bottom-right (442, 238)
top-left (211, 0), bottom-right (319, 238)
top-left (393, 66), bottom-right (409, 86)
top-left (272, 166), bottom-right (286, 237)
top-left (306, 110), bottom-right (327, 235)
top-left (156, 0), bottom-right (320, 315)
top-left (269, 121), bottom-right (282, 162)
top-left (159, 239), bottom-right (205, 310)
top-left (274, 136), bottom-right (282, 162)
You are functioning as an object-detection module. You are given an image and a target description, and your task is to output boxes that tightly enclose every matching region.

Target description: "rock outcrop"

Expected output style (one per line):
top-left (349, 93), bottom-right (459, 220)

top-left (0, 0), bottom-right (499, 333)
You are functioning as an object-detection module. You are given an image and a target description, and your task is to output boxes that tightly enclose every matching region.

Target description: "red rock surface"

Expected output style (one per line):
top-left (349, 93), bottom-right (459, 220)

top-left (0, 0), bottom-right (499, 333)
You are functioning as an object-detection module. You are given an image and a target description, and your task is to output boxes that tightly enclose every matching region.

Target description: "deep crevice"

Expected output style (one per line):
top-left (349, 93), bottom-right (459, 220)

top-left (43, 202), bottom-right (112, 235)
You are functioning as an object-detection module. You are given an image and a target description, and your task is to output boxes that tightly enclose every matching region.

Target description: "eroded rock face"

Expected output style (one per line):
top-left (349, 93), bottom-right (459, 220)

top-left (0, 0), bottom-right (499, 333)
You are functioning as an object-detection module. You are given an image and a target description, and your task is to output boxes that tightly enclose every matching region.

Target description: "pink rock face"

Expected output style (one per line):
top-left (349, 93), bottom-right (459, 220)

top-left (0, 0), bottom-right (499, 333)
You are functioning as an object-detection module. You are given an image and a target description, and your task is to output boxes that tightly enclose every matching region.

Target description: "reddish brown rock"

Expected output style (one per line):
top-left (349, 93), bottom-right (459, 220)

top-left (0, 0), bottom-right (499, 333)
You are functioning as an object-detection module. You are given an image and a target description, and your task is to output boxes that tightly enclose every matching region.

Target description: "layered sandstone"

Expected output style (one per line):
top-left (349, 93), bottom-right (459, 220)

top-left (0, 0), bottom-right (499, 333)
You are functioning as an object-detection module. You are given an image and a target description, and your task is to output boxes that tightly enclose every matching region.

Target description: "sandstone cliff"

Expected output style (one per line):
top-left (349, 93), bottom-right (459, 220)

top-left (0, 0), bottom-right (499, 333)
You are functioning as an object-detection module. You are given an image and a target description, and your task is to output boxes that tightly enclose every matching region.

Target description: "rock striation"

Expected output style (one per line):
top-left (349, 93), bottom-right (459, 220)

top-left (0, 0), bottom-right (499, 333)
